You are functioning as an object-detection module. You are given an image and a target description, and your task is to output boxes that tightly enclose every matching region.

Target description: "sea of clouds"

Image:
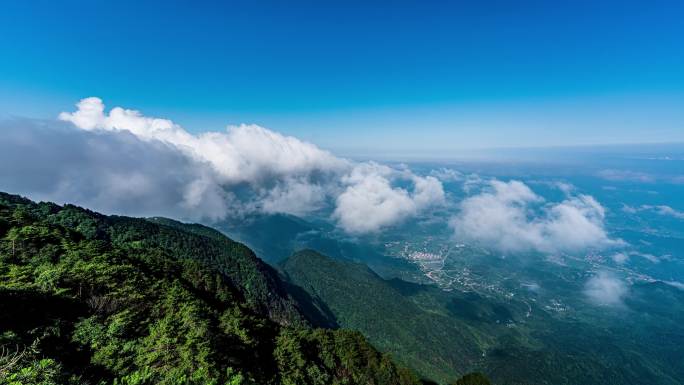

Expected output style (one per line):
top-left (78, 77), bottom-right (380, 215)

top-left (2, 97), bottom-right (660, 306)
top-left (1, 96), bottom-right (622, 253)
top-left (3, 97), bottom-right (445, 234)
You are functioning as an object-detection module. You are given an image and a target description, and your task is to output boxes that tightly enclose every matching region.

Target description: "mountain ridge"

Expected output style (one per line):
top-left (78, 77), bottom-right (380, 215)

top-left (0, 191), bottom-right (444, 385)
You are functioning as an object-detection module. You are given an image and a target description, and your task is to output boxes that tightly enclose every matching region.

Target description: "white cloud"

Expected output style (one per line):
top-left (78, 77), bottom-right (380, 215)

top-left (410, 174), bottom-right (446, 209)
top-left (430, 167), bottom-right (463, 182)
top-left (598, 170), bottom-right (684, 185)
top-left (597, 169), bottom-right (655, 183)
top-left (529, 180), bottom-right (575, 194)
top-left (611, 252), bottom-right (629, 264)
top-left (461, 174), bottom-right (484, 194)
top-left (554, 181), bottom-right (575, 194)
top-left (521, 282), bottom-right (540, 291)
top-left (641, 205), bottom-right (684, 220)
top-left (0, 97), bottom-right (446, 232)
top-left (622, 204), bottom-right (684, 220)
top-left (629, 251), bottom-right (660, 263)
top-left (545, 254), bottom-right (566, 266)
top-left (332, 162), bottom-right (445, 233)
top-left (0, 120), bottom-right (229, 221)
top-left (259, 178), bottom-right (328, 217)
top-left (57, 97), bottom-right (107, 130)
top-left (450, 179), bottom-right (622, 253)
top-left (59, 97), bottom-right (347, 184)
top-left (584, 271), bottom-right (628, 306)
top-left (621, 204), bottom-right (638, 214)
top-left (663, 281), bottom-right (684, 290)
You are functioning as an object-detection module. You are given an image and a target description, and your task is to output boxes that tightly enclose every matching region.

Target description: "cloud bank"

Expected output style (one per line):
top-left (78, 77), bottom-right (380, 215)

top-left (1, 97), bottom-right (444, 232)
top-left (59, 97), bottom-right (347, 184)
top-left (333, 162), bottom-right (445, 233)
top-left (449, 180), bottom-right (622, 253)
top-left (0, 119), bottom-right (229, 220)
top-left (597, 169), bottom-right (656, 183)
top-left (598, 169), bottom-right (684, 185)
top-left (624, 204), bottom-right (684, 220)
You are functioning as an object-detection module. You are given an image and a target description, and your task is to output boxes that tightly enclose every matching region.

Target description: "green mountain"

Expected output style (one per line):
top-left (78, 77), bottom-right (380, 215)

top-left (280, 249), bottom-right (684, 385)
top-left (217, 213), bottom-right (317, 264)
top-left (280, 249), bottom-right (487, 383)
top-left (0, 192), bottom-right (428, 385)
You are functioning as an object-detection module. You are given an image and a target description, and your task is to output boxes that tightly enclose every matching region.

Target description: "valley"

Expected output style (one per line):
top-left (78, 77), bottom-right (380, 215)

top-left (219, 162), bottom-right (684, 385)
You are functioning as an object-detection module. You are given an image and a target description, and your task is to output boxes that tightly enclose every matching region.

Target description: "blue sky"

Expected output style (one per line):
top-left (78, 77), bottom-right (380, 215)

top-left (1, 0), bottom-right (683, 154)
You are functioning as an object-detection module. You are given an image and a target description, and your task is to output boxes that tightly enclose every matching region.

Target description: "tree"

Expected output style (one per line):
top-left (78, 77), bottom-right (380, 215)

top-left (451, 372), bottom-right (492, 385)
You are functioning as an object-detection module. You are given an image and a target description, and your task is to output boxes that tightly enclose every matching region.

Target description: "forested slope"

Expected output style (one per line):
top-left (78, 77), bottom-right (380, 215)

top-left (281, 250), bottom-right (485, 383)
top-left (0, 192), bottom-right (423, 385)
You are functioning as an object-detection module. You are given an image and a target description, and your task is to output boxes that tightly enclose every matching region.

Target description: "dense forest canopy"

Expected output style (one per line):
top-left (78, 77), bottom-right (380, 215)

top-left (0, 192), bottom-right (441, 384)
